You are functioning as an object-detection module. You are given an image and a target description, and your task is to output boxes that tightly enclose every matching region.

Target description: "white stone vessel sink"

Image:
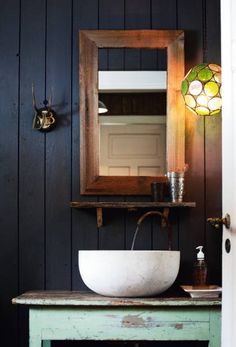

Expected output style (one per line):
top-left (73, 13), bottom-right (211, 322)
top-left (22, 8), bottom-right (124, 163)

top-left (78, 250), bottom-right (180, 297)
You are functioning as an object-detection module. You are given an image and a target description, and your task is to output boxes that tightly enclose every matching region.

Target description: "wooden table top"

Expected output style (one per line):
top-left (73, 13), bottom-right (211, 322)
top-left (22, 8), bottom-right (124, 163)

top-left (12, 291), bottom-right (221, 307)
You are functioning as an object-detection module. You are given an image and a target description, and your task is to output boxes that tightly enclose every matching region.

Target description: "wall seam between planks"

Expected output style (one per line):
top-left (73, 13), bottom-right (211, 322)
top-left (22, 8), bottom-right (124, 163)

top-left (202, 0), bottom-right (207, 249)
top-left (97, 0), bottom-right (100, 250)
top-left (44, 0), bottom-right (48, 290)
top-left (150, 0), bottom-right (154, 250)
top-left (123, 0), bottom-right (127, 250)
top-left (70, 0), bottom-right (74, 291)
top-left (17, 0), bottom-right (22, 345)
top-left (150, 0), bottom-right (152, 30)
top-left (176, 0), bottom-right (178, 29)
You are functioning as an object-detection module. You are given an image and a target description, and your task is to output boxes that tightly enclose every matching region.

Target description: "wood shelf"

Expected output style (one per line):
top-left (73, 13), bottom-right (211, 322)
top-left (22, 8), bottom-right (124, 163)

top-left (71, 201), bottom-right (196, 209)
top-left (71, 201), bottom-right (196, 227)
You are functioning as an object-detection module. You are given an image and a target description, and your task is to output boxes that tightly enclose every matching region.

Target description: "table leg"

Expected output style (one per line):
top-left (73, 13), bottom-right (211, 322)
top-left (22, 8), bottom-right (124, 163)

top-left (29, 336), bottom-right (42, 347)
top-left (29, 337), bottom-right (51, 347)
top-left (29, 309), bottom-right (52, 347)
top-left (42, 341), bottom-right (51, 347)
top-left (208, 337), bottom-right (221, 347)
top-left (208, 309), bottom-right (221, 347)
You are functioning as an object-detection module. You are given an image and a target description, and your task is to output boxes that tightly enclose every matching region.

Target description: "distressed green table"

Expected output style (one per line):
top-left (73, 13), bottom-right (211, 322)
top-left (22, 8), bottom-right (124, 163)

top-left (12, 291), bottom-right (221, 347)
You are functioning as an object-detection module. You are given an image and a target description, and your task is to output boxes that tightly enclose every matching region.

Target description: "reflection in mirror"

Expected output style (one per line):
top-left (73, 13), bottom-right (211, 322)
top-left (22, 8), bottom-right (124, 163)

top-left (99, 71), bottom-right (166, 176)
top-left (98, 48), bottom-right (168, 177)
top-left (99, 114), bottom-right (166, 176)
top-left (79, 30), bottom-right (185, 195)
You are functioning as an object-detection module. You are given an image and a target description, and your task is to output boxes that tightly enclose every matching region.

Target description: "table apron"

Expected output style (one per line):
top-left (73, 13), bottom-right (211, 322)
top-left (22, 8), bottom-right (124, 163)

top-left (29, 306), bottom-right (221, 342)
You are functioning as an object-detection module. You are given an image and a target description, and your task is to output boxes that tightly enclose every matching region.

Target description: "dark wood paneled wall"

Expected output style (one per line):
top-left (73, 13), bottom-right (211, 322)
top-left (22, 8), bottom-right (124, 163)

top-left (0, 1), bottom-right (221, 346)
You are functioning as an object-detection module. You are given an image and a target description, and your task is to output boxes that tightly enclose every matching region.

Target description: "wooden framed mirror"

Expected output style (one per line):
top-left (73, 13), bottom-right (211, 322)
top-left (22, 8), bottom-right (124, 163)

top-left (79, 30), bottom-right (185, 195)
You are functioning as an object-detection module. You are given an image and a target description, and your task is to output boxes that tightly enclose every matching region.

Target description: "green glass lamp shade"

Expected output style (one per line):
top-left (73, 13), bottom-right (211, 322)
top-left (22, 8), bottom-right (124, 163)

top-left (181, 63), bottom-right (222, 116)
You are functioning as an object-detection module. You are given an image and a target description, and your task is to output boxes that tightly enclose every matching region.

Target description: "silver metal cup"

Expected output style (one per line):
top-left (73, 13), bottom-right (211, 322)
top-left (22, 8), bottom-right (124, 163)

top-left (167, 171), bottom-right (185, 203)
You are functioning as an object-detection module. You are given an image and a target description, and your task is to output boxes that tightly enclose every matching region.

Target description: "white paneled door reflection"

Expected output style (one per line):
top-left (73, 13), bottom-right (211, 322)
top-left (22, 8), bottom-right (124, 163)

top-left (99, 118), bottom-right (166, 176)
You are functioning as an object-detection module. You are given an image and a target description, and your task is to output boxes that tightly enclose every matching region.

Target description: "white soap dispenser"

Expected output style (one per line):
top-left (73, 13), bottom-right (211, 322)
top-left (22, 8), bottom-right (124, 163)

top-left (193, 246), bottom-right (207, 287)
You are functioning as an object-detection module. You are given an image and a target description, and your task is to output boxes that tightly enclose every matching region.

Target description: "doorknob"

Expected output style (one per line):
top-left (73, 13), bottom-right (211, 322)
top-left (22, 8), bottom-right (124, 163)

top-left (207, 213), bottom-right (231, 229)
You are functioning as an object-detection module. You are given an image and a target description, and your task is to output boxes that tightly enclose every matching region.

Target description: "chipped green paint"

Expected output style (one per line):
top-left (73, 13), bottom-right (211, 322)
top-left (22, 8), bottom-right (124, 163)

top-left (122, 315), bottom-right (146, 327)
top-left (13, 292), bottom-right (221, 347)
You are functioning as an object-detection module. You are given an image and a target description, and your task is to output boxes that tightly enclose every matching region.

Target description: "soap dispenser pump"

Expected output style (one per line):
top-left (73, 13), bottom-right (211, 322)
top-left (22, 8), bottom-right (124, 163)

top-left (193, 246), bottom-right (207, 287)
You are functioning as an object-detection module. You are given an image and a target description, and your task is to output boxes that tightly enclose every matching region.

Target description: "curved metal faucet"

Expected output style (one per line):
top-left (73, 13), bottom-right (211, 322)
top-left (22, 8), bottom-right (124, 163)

top-left (131, 210), bottom-right (172, 250)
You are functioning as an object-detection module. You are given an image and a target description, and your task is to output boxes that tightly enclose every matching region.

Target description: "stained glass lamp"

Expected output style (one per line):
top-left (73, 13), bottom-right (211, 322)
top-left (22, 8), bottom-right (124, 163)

top-left (181, 63), bottom-right (222, 116)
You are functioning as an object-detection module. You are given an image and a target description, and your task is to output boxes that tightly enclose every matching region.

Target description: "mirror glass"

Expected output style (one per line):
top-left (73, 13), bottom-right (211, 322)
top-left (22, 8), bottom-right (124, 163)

top-left (98, 48), bottom-right (167, 177)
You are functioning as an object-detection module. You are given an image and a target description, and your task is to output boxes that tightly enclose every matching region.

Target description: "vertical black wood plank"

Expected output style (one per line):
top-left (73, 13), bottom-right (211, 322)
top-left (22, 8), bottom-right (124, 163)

top-left (18, 1), bottom-right (47, 346)
top-left (205, 0), bottom-right (222, 285)
top-left (99, 0), bottom-right (125, 29)
top-left (204, 0), bottom-right (221, 63)
top-left (0, 1), bottom-right (19, 346)
top-left (108, 48), bottom-right (124, 70)
top-left (141, 49), bottom-right (159, 71)
top-left (19, 0), bottom-right (46, 293)
top-left (98, 0), bottom-right (126, 251)
top-left (45, 0), bottom-right (72, 290)
top-left (98, 49), bottom-right (108, 70)
top-left (125, 0), bottom-right (150, 28)
top-left (125, 49), bottom-right (141, 70)
top-left (177, 0), bottom-right (205, 284)
top-left (72, 0), bottom-right (99, 291)
top-left (152, 0), bottom-right (177, 28)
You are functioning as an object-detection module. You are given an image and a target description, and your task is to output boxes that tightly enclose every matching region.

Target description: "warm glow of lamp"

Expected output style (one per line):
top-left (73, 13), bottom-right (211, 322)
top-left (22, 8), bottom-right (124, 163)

top-left (181, 63), bottom-right (222, 116)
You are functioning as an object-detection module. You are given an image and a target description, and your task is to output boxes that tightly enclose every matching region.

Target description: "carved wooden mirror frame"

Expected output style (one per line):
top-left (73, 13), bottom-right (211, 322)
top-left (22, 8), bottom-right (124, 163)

top-left (79, 30), bottom-right (185, 195)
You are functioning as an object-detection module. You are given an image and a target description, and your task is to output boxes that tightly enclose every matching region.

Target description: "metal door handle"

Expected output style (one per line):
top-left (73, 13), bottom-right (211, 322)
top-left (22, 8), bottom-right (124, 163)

top-left (207, 213), bottom-right (231, 229)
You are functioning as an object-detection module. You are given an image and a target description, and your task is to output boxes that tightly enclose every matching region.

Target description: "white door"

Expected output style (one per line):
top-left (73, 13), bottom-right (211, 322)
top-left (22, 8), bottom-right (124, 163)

top-left (221, 0), bottom-right (236, 345)
top-left (99, 123), bottom-right (166, 176)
